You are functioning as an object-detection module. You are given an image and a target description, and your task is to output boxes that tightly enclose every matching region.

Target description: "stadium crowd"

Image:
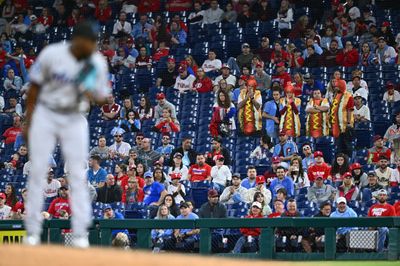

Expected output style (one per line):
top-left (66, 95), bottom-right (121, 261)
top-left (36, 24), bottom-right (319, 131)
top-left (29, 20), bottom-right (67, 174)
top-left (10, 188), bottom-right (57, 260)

top-left (0, 0), bottom-right (400, 253)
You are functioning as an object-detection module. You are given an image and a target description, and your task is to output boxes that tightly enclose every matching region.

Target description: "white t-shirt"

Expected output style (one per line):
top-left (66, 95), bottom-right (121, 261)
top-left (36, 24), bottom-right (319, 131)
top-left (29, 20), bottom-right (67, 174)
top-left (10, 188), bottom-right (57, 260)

top-left (109, 141), bottom-right (132, 157)
top-left (167, 184), bottom-right (186, 204)
top-left (354, 105), bottom-right (370, 121)
top-left (168, 166), bottom-right (189, 181)
top-left (210, 165), bottom-right (232, 186)
top-left (383, 91), bottom-right (400, 103)
top-left (44, 179), bottom-right (61, 198)
top-left (202, 59), bottom-right (222, 72)
top-left (375, 167), bottom-right (400, 187)
top-left (174, 74), bottom-right (196, 93)
top-left (29, 42), bottom-right (110, 113)
top-left (0, 205), bottom-right (11, 220)
top-left (214, 74), bottom-right (237, 87)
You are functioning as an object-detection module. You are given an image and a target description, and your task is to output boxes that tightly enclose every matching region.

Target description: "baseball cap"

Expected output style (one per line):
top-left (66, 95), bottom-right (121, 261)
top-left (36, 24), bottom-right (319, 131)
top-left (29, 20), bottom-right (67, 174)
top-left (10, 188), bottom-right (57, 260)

top-left (167, 57), bottom-right (176, 63)
top-left (208, 189), bottom-right (219, 198)
top-left (279, 130), bottom-right (286, 136)
top-left (367, 170), bottom-right (376, 176)
top-left (377, 189), bottom-right (388, 195)
top-left (351, 163), bottom-right (361, 170)
top-left (386, 81), bottom-right (394, 89)
top-left (180, 202), bottom-right (190, 209)
top-left (303, 73), bottom-right (313, 80)
top-left (373, 135), bottom-right (382, 142)
top-left (103, 204), bottom-right (112, 211)
top-left (314, 151), bottom-right (323, 158)
top-left (343, 172), bottom-right (352, 179)
top-left (382, 21), bottom-right (390, 27)
top-left (178, 65), bottom-right (187, 73)
top-left (0, 193), bottom-right (6, 199)
top-left (256, 175), bottom-right (265, 184)
top-left (173, 152), bottom-right (183, 158)
top-left (156, 93), bottom-right (165, 100)
top-left (251, 201), bottom-right (262, 209)
top-left (353, 92), bottom-right (363, 99)
top-left (214, 154), bottom-right (225, 161)
top-left (170, 172), bottom-right (182, 180)
top-left (272, 156), bottom-right (281, 163)
top-left (241, 43), bottom-right (250, 49)
top-left (276, 62), bottom-right (285, 67)
top-left (221, 64), bottom-right (230, 70)
top-left (144, 171), bottom-right (153, 178)
top-left (30, 14), bottom-right (37, 20)
top-left (378, 154), bottom-right (388, 161)
top-left (232, 173), bottom-right (241, 179)
top-left (153, 160), bottom-right (163, 166)
top-left (127, 37), bottom-right (134, 44)
top-left (336, 197), bottom-right (347, 204)
top-left (59, 185), bottom-right (69, 190)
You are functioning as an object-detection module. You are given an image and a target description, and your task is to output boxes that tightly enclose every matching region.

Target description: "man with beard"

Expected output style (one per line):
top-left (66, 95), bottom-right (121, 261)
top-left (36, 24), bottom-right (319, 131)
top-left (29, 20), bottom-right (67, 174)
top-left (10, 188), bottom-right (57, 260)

top-left (187, 153), bottom-right (212, 182)
top-left (170, 136), bottom-right (197, 167)
top-left (375, 155), bottom-right (399, 188)
top-left (368, 189), bottom-right (396, 251)
top-left (322, 40), bottom-right (341, 67)
top-left (220, 173), bottom-right (249, 204)
top-left (384, 112), bottom-right (400, 164)
top-left (205, 136), bottom-right (231, 166)
top-left (156, 57), bottom-right (178, 88)
top-left (368, 135), bottom-right (391, 165)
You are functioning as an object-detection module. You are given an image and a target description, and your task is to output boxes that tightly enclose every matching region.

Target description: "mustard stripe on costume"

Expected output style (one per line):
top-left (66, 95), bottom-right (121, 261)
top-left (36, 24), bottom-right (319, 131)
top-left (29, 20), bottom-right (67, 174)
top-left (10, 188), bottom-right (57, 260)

top-left (279, 97), bottom-right (301, 137)
top-left (306, 98), bottom-right (329, 137)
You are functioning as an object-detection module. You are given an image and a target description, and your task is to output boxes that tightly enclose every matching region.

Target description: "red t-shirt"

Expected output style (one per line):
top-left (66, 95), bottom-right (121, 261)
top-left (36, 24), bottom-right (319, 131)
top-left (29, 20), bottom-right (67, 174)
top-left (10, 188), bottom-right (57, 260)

top-left (368, 203), bottom-right (396, 217)
top-left (393, 201), bottom-right (400, 216)
top-left (0, 50), bottom-right (8, 69)
top-left (2, 127), bottom-right (22, 144)
top-left (193, 77), bottom-right (213, 93)
top-left (153, 48), bottom-right (170, 62)
top-left (47, 198), bottom-right (71, 219)
top-left (272, 72), bottom-right (292, 88)
top-left (307, 163), bottom-right (331, 182)
top-left (12, 201), bottom-right (24, 213)
top-left (95, 6), bottom-right (112, 23)
top-left (101, 103), bottom-right (121, 116)
top-left (138, 1), bottom-right (161, 13)
top-left (38, 16), bottom-right (54, 27)
top-left (166, 0), bottom-right (192, 12)
top-left (188, 163), bottom-right (212, 182)
top-left (368, 147), bottom-right (391, 164)
top-left (268, 212), bottom-right (282, 218)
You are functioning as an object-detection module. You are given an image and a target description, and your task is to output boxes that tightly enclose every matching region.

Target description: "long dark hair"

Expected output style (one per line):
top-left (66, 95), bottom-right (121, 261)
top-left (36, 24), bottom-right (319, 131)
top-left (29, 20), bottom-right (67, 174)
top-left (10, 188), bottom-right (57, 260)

top-left (139, 96), bottom-right (151, 114)
top-left (217, 89), bottom-right (231, 109)
top-left (331, 153), bottom-right (350, 176)
top-left (153, 168), bottom-right (166, 183)
top-left (253, 192), bottom-right (265, 207)
top-left (5, 183), bottom-right (18, 206)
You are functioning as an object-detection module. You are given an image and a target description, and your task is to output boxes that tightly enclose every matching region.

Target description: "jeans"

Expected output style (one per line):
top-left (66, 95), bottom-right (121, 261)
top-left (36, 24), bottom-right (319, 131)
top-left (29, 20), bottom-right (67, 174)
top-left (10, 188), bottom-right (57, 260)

top-left (377, 227), bottom-right (389, 252)
top-left (226, 57), bottom-right (241, 75)
top-left (233, 236), bottom-right (258, 253)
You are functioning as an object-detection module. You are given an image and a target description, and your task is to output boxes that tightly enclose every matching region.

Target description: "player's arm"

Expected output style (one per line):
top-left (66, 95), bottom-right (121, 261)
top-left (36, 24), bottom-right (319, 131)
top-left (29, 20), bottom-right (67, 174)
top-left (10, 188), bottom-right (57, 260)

top-left (23, 82), bottom-right (41, 142)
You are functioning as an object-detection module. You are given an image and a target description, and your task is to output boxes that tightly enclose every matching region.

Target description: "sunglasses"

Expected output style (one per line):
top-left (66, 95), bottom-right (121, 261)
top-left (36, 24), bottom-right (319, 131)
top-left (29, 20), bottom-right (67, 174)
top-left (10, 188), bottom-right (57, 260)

top-left (115, 135), bottom-right (122, 138)
top-left (162, 137), bottom-right (170, 140)
top-left (136, 137), bottom-right (144, 140)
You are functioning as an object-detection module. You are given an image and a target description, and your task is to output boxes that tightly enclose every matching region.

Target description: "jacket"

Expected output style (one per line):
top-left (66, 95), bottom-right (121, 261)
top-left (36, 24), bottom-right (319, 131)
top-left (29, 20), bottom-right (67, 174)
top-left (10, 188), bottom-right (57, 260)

top-left (169, 147), bottom-right (197, 167)
top-left (336, 48), bottom-right (359, 67)
top-left (96, 184), bottom-right (122, 203)
top-left (307, 184), bottom-right (336, 204)
top-left (198, 202), bottom-right (227, 218)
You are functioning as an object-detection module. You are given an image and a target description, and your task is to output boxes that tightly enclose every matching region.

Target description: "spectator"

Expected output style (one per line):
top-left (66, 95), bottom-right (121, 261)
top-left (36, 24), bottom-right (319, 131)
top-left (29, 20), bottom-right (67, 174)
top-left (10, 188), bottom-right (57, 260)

top-left (271, 62), bottom-right (291, 88)
top-left (151, 204), bottom-right (175, 251)
top-left (132, 15), bottom-right (153, 43)
top-left (198, 189), bottom-right (227, 218)
top-left (220, 173), bottom-right (249, 204)
top-left (169, 21), bottom-right (187, 47)
top-left (156, 57), bottom-right (178, 88)
top-left (135, 46), bottom-right (152, 70)
top-left (331, 153), bottom-right (350, 184)
top-left (287, 47), bottom-right (304, 69)
top-left (101, 95), bottom-right (120, 121)
top-left (303, 46), bottom-right (321, 68)
top-left (137, 96), bottom-right (153, 121)
top-left (188, 153), bottom-right (212, 182)
top-left (232, 201), bottom-right (264, 253)
top-left (240, 165), bottom-right (258, 189)
top-left (174, 65), bottom-right (196, 94)
top-left (203, 0), bottom-right (223, 24)
top-left (95, 0), bottom-right (112, 25)
top-left (97, 174), bottom-right (123, 203)
top-left (353, 92), bottom-right (370, 123)
top-left (307, 176), bottom-right (336, 205)
top-left (375, 155), bottom-right (399, 188)
top-left (350, 163), bottom-right (368, 188)
top-left (255, 36), bottom-right (273, 63)
top-left (201, 50), bottom-right (222, 77)
top-left (114, 164), bottom-right (128, 189)
top-left (43, 169), bottom-right (61, 200)
top-left (288, 15), bottom-right (309, 40)
top-left (277, 199), bottom-right (302, 251)
top-left (109, 130), bottom-right (132, 160)
top-left (205, 136), bottom-right (231, 167)
top-left (188, 1), bottom-right (205, 25)
top-left (336, 41), bottom-right (359, 67)
top-left (359, 42), bottom-right (375, 66)
top-left (302, 38), bottom-right (323, 58)
top-left (0, 193), bottom-right (11, 220)
top-left (301, 143), bottom-right (315, 171)
top-left (329, 197), bottom-right (357, 249)
top-left (305, 88), bottom-right (330, 138)
top-left (368, 189), bottom-right (396, 251)
top-left (47, 186), bottom-right (71, 219)
top-left (374, 37), bottom-right (397, 65)
top-left (237, 2), bottom-right (256, 27)
top-left (153, 108), bottom-right (180, 134)
top-left (262, 87), bottom-right (281, 141)
top-left (322, 40), bottom-right (341, 68)
top-left (3, 183), bottom-right (18, 209)
top-left (168, 152), bottom-right (189, 181)
top-left (308, 151), bottom-right (332, 182)
top-left (384, 113), bottom-right (400, 164)
top-left (380, 21), bottom-right (396, 47)
top-left (383, 81), bottom-right (400, 103)
top-left (191, 68), bottom-right (212, 93)
top-left (154, 93), bottom-right (177, 123)
top-left (250, 135), bottom-right (273, 165)
top-left (167, 173), bottom-right (186, 204)
top-left (268, 199), bottom-right (285, 218)
top-left (152, 167), bottom-right (169, 188)
top-left (362, 171), bottom-right (384, 198)
top-left (143, 171), bottom-right (168, 206)
top-left (270, 166), bottom-right (294, 198)
top-left (275, 0), bottom-right (293, 38)
top-left (170, 136), bottom-right (197, 167)
top-left (112, 12), bottom-right (132, 38)
top-left (302, 73), bottom-right (325, 96)
top-left (247, 175), bottom-right (272, 206)
top-left (329, 79), bottom-right (354, 157)
top-left (349, 76), bottom-right (368, 102)
top-left (87, 155), bottom-right (107, 188)
top-left (228, 43), bottom-right (254, 74)
top-left (10, 188), bottom-right (27, 220)
top-left (288, 156), bottom-right (310, 190)
top-left (3, 68), bottom-right (23, 93)
top-left (172, 202), bottom-right (200, 250)
top-left (237, 79), bottom-right (262, 136)
top-left (254, 62), bottom-right (271, 93)
top-left (155, 134), bottom-right (175, 160)
top-left (279, 84), bottom-right (301, 137)
top-left (214, 64), bottom-right (237, 91)
top-left (138, 138), bottom-right (162, 169)
top-left (337, 172), bottom-right (359, 202)
top-left (210, 155), bottom-right (231, 192)
top-left (3, 97), bottom-right (23, 116)
top-left (367, 135), bottom-right (391, 165)
top-left (150, 194), bottom-right (180, 219)
top-left (272, 130), bottom-right (298, 163)
top-left (321, 27), bottom-right (343, 50)
top-left (337, 14), bottom-right (355, 38)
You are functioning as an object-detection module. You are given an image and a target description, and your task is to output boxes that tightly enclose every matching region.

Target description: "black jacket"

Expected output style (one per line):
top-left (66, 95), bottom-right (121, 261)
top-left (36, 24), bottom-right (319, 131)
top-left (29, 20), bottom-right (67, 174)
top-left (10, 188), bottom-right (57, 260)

top-left (198, 202), bottom-right (227, 218)
top-left (205, 147), bottom-right (231, 166)
top-left (97, 184), bottom-right (122, 203)
top-left (169, 147), bottom-right (197, 166)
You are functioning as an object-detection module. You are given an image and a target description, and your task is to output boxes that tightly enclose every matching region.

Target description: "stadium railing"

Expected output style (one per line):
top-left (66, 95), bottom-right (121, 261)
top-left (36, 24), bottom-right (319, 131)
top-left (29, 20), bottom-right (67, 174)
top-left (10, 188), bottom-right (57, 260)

top-left (0, 218), bottom-right (399, 260)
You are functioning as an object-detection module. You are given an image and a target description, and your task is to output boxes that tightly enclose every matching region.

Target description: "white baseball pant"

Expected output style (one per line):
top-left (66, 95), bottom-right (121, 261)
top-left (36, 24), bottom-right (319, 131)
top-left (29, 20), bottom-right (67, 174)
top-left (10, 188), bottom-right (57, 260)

top-left (25, 104), bottom-right (92, 237)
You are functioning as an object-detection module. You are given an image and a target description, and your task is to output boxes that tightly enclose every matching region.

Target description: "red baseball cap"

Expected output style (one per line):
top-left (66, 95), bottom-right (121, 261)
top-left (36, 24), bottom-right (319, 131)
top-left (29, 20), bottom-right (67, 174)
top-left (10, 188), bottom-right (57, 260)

top-left (0, 193), bottom-right (5, 199)
top-left (279, 130), bottom-right (287, 136)
top-left (276, 62), bottom-right (285, 67)
top-left (221, 64), bottom-right (230, 69)
top-left (382, 21), bottom-right (390, 27)
top-left (386, 81), bottom-right (394, 89)
top-left (167, 57), bottom-right (176, 63)
top-left (214, 154), bottom-right (225, 161)
top-left (373, 135), bottom-right (382, 142)
top-left (272, 156), bottom-right (281, 163)
top-left (127, 37), bottom-right (134, 44)
top-left (343, 172), bottom-right (352, 179)
top-left (156, 93), bottom-right (165, 100)
top-left (337, 4), bottom-right (345, 13)
top-left (284, 83), bottom-right (294, 93)
top-left (351, 163), bottom-right (361, 170)
top-left (170, 172), bottom-right (182, 180)
top-left (208, 189), bottom-right (219, 197)
top-left (256, 175), bottom-right (265, 184)
top-left (178, 65), bottom-right (187, 73)
top-left (331, 0), bottom-right (340, 6)
top-left (314, 151), bottom-right (324, 157)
